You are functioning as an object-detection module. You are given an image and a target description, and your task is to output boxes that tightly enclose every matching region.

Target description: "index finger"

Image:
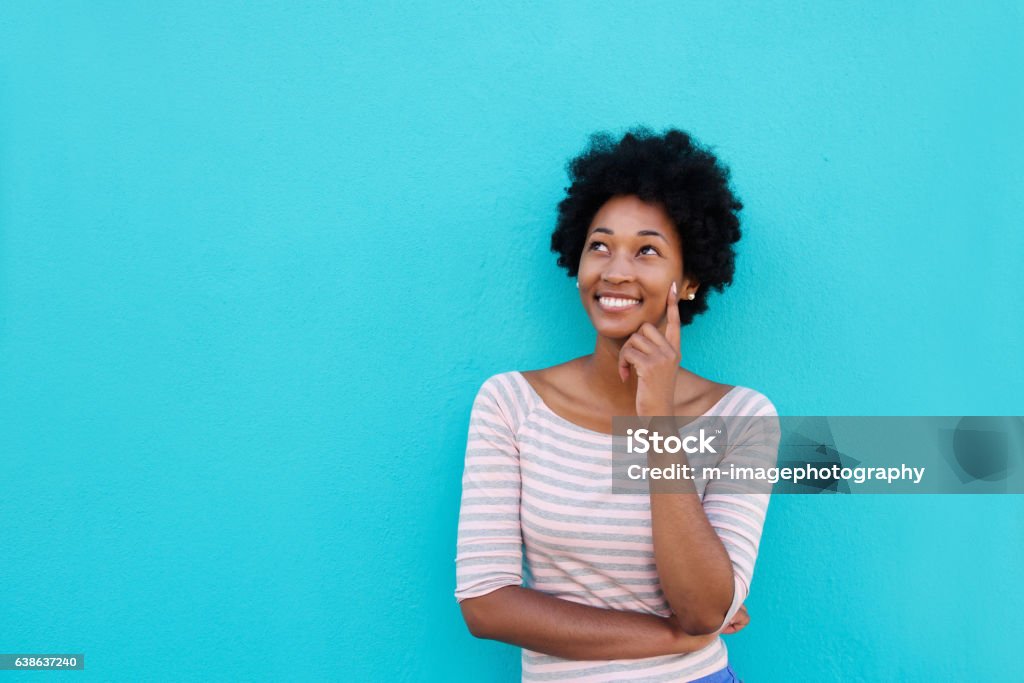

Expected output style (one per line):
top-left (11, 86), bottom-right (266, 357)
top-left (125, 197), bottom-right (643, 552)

top-left (665, 281), bottom-right (681, 349)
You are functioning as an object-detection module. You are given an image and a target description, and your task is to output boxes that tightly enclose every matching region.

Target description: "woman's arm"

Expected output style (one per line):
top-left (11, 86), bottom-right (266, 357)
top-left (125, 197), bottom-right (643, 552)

top-left (614, 286), bottom-right (780, 636)
top-left (459, 585), bottom-right (719, 660)
top-left (647, 412), bottom-right (780, 635)
top-left (645, 426), bottom-right (736, 635)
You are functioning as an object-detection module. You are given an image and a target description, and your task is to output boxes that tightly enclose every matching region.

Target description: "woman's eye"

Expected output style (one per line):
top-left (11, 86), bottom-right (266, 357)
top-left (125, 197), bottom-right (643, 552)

top-left (587, 241), bottom-right (659, 256)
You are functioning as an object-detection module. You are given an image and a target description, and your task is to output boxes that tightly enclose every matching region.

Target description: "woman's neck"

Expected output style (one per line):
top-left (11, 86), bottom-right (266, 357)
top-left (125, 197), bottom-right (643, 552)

top-left (581, 335), bottom-right (645, 410)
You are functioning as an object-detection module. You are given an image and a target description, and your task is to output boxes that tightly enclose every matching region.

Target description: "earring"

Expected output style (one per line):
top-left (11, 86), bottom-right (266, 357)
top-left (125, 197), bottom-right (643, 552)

top-left (575, 280), bottom-right (579, 289)
top-left (687, 293), bottom-right (695, 300)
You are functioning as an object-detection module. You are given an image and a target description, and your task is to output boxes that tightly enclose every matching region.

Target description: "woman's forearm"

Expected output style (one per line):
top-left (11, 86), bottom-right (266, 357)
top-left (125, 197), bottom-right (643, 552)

top-left (459, 585), bottom-right (718, 661)
top-left (646, 415), bottom-right (735, 634)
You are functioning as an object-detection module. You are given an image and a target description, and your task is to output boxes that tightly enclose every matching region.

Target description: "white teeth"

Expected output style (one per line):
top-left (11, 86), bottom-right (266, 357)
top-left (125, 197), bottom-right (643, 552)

top-left (599, 297), bottom-right (641, 308)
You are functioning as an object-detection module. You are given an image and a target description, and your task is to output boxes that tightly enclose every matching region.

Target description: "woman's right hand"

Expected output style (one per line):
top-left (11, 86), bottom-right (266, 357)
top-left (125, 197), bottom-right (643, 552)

top-left (719, 604), bottom-right (750, 634)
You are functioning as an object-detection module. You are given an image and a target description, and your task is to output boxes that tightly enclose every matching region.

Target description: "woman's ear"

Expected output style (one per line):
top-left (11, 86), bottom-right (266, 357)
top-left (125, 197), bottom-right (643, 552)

top-left (680, 275), bottom-right (699, 301)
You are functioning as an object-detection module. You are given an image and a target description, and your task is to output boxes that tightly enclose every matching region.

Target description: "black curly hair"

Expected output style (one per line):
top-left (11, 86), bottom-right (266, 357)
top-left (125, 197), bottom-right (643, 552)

top-left (550, 126), bottom-right (743, 327)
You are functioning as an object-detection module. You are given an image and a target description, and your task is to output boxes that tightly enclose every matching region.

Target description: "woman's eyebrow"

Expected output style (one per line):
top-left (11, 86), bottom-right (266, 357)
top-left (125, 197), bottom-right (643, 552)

top-left (590, 226), bottom-right (669, 243)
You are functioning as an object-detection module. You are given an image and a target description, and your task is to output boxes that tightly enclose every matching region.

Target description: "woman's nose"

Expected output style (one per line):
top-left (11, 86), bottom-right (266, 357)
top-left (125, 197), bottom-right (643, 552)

top-left (602, 269), bottom-right (636, 284)
top-left (601, 248), bottom-right (639, 282)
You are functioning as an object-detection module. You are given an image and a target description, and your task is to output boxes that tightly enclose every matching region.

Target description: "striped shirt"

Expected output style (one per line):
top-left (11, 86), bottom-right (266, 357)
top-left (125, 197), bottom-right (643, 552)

top-left (454, 370), bottom-right (780, 682)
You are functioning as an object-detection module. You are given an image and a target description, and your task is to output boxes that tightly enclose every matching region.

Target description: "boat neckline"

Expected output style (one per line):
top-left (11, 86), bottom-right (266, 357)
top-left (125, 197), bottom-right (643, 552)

top-left (512, 370), bottom-right (740, 437)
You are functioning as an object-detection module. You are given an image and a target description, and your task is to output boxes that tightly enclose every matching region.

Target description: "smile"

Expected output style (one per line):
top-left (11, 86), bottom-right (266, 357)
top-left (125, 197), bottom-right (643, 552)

top-left (596, 296), bottom-right (642, 312)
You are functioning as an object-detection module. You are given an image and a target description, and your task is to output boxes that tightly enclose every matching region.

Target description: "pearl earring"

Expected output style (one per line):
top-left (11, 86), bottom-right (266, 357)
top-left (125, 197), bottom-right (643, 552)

top-left (687, 293), bottom-right (695, 300)
top-left (575, 280), bottom-right (579, 289)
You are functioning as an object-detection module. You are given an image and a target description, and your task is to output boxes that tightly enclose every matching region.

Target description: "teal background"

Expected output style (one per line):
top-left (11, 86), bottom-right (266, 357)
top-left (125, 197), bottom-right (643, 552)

top-left (2, 2), bottom-right (1022, 681)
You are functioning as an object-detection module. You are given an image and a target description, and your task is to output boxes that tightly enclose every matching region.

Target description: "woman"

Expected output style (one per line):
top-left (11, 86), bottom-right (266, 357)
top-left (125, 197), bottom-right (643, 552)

top-left (454, 127), bottom-right (780, 682)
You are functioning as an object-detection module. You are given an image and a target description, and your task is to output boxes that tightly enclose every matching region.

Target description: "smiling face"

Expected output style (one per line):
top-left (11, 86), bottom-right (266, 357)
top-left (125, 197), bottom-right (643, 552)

top-left (577, 194), bottom-right (692, 339)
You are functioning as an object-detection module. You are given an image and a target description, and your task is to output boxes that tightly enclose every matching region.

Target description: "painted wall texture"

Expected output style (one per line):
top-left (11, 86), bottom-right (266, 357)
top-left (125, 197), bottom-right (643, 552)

top-left (1, 2), bottom-right (1021, 681)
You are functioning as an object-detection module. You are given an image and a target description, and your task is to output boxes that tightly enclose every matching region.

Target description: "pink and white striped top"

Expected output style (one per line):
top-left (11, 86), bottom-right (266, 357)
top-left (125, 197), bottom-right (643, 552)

top-left (454, 370), bottom-right (780, 682)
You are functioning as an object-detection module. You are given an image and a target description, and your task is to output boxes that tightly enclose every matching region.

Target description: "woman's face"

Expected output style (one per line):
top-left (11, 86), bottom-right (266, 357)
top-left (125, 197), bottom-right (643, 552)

top-left (577, 194), bottom-right (688, 340)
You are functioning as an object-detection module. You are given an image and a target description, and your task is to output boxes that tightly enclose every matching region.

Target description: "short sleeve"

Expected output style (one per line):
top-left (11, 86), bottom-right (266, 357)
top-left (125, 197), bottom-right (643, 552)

top-left (700, 395), bottom-right (781, 632)
top-left (454, 376), bottom-right (525, 602)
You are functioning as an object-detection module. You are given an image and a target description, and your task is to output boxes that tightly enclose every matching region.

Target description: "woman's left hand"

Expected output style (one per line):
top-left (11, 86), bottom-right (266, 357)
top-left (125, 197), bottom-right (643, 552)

top-left (618, 282), bottom-right (681, 417)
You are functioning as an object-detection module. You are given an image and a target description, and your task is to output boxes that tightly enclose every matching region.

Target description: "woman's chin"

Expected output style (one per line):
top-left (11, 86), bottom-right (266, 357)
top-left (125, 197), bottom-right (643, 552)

top-left (589, 318), bottom-right (646, 340)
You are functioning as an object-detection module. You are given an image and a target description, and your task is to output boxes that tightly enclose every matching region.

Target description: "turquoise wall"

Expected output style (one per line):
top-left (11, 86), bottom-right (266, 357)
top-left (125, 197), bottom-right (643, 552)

top-left (2, 2), bottom-right (1021, 681)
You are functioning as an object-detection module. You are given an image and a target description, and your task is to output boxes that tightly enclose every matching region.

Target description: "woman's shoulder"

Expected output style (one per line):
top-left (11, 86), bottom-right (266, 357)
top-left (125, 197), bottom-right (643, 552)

top-left (477, 367), bottom-right (537, 394)
top-left (475, 361), bottom-right (586, 428)
top-left (676, 368), bottom-right (777, 417)
top-left (517, 359), bottom-right (580, 396)
top-left (720, 384), bottom-right (779, 417)
top-left (472, 369), bottom-right (542, 427)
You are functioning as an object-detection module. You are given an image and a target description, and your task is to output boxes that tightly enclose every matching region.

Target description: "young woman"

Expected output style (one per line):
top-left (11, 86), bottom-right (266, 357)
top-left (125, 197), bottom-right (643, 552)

top-left (454, 127), bottom-right (780, 682)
